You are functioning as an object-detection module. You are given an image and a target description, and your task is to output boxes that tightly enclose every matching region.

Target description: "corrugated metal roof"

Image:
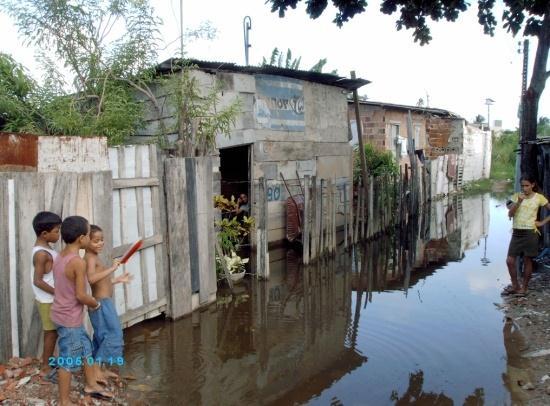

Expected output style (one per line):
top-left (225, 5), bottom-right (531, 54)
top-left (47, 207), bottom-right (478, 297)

top-left (354, 100), bottom-right (462, 119)
top-left (156, 58), bottom-right (370, 91)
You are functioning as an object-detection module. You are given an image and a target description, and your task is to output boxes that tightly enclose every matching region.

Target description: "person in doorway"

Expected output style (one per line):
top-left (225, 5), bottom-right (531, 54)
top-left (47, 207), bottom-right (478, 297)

top-left (503, 175), bottom-right (550, 297)
top-left (84, 225), bottom-right (130, 384)
top-left (51, 216), bottom-right (113, 404)
top-left (31, 211), bottom-right (62, 381)
top-left (235, 193), bottom-right (249, 220)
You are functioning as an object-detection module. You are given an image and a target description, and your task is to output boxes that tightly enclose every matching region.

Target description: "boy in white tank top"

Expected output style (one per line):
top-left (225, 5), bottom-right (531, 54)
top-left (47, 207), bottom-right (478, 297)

top-left (32, 211), bottom-right (62, 378)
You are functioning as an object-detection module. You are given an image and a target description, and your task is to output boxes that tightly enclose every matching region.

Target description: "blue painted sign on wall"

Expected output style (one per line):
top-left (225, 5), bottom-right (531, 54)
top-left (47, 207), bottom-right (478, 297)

top-left (254, 75), bottom-right (305, 132)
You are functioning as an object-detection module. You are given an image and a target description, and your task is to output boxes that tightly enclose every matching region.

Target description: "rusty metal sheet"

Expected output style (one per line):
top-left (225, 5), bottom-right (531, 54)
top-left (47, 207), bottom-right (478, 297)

top-left (0, 132), bottom-right (38, 171)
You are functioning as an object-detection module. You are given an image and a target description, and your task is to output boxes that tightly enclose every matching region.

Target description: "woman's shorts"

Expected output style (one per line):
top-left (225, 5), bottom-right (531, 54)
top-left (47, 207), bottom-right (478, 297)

top-left (508, 229), bottom-right (539, 258)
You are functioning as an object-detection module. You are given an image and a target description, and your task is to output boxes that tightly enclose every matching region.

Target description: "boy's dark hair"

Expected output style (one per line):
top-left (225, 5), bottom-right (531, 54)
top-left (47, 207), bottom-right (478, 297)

top-left (90, 224), bottom-right (103, 236)
top-left (32, 211), bottom-right (62, 236)
top-left (61, 216), bottom-right (89, 244)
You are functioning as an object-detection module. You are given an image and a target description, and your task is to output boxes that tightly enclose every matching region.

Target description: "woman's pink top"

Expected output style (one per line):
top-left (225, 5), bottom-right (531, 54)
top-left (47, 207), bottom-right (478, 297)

top-left (51, 253), bottom-right (83, 328)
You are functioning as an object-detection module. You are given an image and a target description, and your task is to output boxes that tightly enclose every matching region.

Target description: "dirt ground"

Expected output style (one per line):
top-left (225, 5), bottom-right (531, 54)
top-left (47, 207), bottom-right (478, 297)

top-left (0, 358), bottom-right (141, 405)
top-left (499, 265), bottom-right (550, 405)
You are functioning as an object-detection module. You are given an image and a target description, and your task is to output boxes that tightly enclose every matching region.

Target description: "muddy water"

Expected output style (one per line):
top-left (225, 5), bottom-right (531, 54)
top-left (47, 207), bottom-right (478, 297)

top-left (123, 193), bottom-right (520, 405)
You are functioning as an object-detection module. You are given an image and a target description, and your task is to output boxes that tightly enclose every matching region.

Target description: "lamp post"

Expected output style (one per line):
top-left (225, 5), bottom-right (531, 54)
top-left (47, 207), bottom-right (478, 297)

top-left (485, 98), bottom-right (495, 131)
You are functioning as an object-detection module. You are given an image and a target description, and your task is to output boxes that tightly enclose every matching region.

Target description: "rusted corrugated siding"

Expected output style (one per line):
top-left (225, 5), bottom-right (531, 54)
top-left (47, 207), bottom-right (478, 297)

top-left (0, 133), bottom-right (38, 171)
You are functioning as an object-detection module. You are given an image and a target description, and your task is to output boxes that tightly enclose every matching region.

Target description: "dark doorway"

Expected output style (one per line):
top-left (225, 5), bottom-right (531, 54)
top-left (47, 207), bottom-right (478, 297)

top-left (219, 145), bottom-right (251, 203)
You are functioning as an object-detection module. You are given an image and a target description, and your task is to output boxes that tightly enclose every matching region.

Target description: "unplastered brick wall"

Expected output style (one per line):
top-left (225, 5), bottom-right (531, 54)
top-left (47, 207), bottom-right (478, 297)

top-left (348, 105), bottom-right (386, 149)
top-left (425, 117), bottom-right (463, 159)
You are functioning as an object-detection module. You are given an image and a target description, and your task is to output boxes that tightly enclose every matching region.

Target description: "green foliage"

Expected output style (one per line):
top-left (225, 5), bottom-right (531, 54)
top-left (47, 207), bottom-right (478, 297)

top-left (213, 195), bottom-right (255, 276)
top-left (261, 47), bottom-right (336, 73)
top-left (267, 0), bottom-right (547, 44)
top-left (538, 116), bottom-right (550, 138)
top-left (0, 52), bottom-right (43, 132)
top-left (166, 66), bottom-right (242, 156)
top-left (213, 195), bottom-right (255, 254)
top-left (491, 130), bottom-right (519, 181)
top-left (353, 143), bottom-right (398, 184)
top-left (0, 0), bottom-right (159, 144)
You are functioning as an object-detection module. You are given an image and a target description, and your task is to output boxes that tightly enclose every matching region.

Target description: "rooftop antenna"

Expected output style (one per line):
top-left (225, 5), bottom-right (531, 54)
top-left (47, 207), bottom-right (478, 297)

top-left (243, 16), bottom-right (252, 66)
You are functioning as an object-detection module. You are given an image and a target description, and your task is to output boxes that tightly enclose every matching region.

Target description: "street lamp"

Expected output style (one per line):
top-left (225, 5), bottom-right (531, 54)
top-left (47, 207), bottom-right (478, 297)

top-left (485, 98), bottom-right (495, 131)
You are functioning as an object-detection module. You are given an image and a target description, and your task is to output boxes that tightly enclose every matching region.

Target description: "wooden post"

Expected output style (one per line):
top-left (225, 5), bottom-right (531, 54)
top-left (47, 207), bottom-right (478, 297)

top-left (256, 177), bottom-right (269, 279)
top-left (319, 179), bottom-right (325, 256)
top-left (164, 158), bottom-right (192, 319)
top-left (311, 176), bottom-right (319, 262)
top-left (351, 70), bottom-right (369, 195)
top-left (332, 181), bottom-right (340, 252)
top-left (303, 175), bottom-right (311, 265)
top-left (353, 185), bottom-right (363, 244)
top-left (360, 185), bottom-right (366, 240)
top-left (343, 181), bottom-right (348, 249)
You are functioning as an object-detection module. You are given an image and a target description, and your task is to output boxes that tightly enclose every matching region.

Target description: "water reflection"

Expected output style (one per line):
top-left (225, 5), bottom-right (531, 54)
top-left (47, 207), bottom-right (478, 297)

top-left (123, 193), bottom-right (516, 405)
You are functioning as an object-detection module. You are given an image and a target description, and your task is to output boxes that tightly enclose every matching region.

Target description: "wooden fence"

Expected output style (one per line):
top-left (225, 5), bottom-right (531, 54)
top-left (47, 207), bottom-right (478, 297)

top-left (0, 171), bottom-right (111, 362)
top-left (0, 145), bottom-right (217, 362)
top-left (108, 145), bottom-right (168, 327)
top-left (251, 158), bottom-right (427, 269)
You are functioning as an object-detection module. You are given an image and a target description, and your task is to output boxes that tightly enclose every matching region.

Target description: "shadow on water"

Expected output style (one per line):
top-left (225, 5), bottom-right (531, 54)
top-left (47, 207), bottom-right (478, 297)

top-left (123, 193), bottom-right (524, 405)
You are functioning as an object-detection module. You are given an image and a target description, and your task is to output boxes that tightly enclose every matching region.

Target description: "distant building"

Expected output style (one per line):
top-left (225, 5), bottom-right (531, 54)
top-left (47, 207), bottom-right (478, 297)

top-left (348, 100), bottom-right (491, 195)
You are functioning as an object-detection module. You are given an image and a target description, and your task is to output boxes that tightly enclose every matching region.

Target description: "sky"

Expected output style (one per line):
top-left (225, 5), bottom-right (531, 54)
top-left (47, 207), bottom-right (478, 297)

top-left (1, 0), bottom-right (548, 130)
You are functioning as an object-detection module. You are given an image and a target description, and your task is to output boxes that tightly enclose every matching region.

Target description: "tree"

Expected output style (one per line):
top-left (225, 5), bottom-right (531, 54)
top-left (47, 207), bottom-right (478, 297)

top-left (267, 0), bottom-right (550, 178)
top-left (474, 115), bottom-right (485, 125)
top-left (261, 47), bottom-right (338, 74)
top-left (1, 0), bottom-right (240, 153)
top-left (0, 52), bottom-right (38, 131)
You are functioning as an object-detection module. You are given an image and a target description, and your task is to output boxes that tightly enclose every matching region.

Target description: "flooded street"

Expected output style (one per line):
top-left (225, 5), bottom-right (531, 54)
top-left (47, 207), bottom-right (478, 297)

top-left (123, 193), bottom-right (520, 405)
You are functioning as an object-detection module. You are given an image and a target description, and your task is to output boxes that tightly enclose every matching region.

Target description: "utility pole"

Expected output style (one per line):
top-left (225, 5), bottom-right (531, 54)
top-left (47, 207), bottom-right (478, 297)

top-left (485, 98), bottom-right (495, 131)
top-left (515, 39), bottom-right (529, 190)
top-left (179, 0), bottom-right (184, 59)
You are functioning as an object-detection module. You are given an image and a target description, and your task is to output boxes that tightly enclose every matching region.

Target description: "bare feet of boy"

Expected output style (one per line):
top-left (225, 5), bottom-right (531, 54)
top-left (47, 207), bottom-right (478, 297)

top-left (83, 384), bottom-right (114, 401)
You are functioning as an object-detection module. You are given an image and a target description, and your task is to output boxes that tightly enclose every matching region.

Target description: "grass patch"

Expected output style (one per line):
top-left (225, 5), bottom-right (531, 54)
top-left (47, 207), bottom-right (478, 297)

top-left (491, 130), bottom-right (518, 182)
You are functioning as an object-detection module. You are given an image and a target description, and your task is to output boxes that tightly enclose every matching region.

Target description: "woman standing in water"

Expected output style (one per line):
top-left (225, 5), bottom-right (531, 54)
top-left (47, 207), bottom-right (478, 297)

top-left (504, 175), bottom-right (550, 296)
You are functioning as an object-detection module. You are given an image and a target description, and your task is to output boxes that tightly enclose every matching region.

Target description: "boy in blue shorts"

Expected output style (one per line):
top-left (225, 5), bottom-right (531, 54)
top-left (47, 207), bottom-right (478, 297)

top-left (51, 216), bottom-right (113, 405)
top-left (85, 225), bottom-right (130, 383)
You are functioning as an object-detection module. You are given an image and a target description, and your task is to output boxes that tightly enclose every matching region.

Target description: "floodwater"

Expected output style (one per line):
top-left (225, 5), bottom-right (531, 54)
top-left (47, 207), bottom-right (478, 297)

top-left (123, 193), bottom-right (524, 405)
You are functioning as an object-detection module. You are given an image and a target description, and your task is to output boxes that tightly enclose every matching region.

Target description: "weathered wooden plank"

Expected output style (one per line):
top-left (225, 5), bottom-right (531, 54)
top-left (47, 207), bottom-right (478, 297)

top-left (0, 175), bottom-right (13, 361)
top-left (205, 158), bottom-right (216, 299)
top-left (135, 148), bottom-right (150, 306)
top-left (319, 179), bottom-right (325, 255)
top-left (119, 297), bottom-right (167, 326)
top-left (151, 146), bottom-right (167, 306)
top-left (92, 172), bottom-right (113, 272)
top-left (197, 158), bottom-right (215, 304)
top-left (303, 175), bottom-right (310, 265)
top-left (112, 177), bottom-right (159, 189)
top-left (15, 174), bottom-right (44, 357)
top-left (185, 159), bottom-right (200, 294)
top-left (343, 181), bottom-right (348, 249)
top-left (256, 177), bottom-right (269, 279)
top-left (164, 158), bottom-right (192, 318)
top-left (310, 176), bottom-right (318, 262)
top-left (8, 178), bottom-right (19, 357)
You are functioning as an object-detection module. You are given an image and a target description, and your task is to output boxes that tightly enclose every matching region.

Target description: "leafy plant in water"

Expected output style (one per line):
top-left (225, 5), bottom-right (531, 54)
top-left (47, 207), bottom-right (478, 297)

top-left (214, 195), bottom-right (255, 276)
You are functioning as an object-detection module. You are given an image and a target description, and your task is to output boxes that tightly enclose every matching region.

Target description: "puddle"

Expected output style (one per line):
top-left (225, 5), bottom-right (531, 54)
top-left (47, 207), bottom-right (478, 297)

top-left (122, 193), bottom-right (526, 405)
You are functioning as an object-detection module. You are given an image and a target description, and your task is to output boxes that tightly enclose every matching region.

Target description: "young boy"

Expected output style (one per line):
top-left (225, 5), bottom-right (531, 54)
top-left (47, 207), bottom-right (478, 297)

top-left (84, 225), bottom-right (130, 383)
top-left (31, 211), bottom-right (62, 378)
top-left (51, 216), bottom-right (113, 405)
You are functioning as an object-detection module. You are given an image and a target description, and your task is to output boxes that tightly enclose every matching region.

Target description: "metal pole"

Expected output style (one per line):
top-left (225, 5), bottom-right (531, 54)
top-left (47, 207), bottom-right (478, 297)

top-left (180, 0), bottom-right (184, 58)
top-left (243, 16), bottom-right (252, 66)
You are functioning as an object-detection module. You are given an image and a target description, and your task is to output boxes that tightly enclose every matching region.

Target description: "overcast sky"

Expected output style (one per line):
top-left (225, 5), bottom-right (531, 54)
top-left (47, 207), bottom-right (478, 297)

top-left (1, 0), bottom-right (548, 130)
